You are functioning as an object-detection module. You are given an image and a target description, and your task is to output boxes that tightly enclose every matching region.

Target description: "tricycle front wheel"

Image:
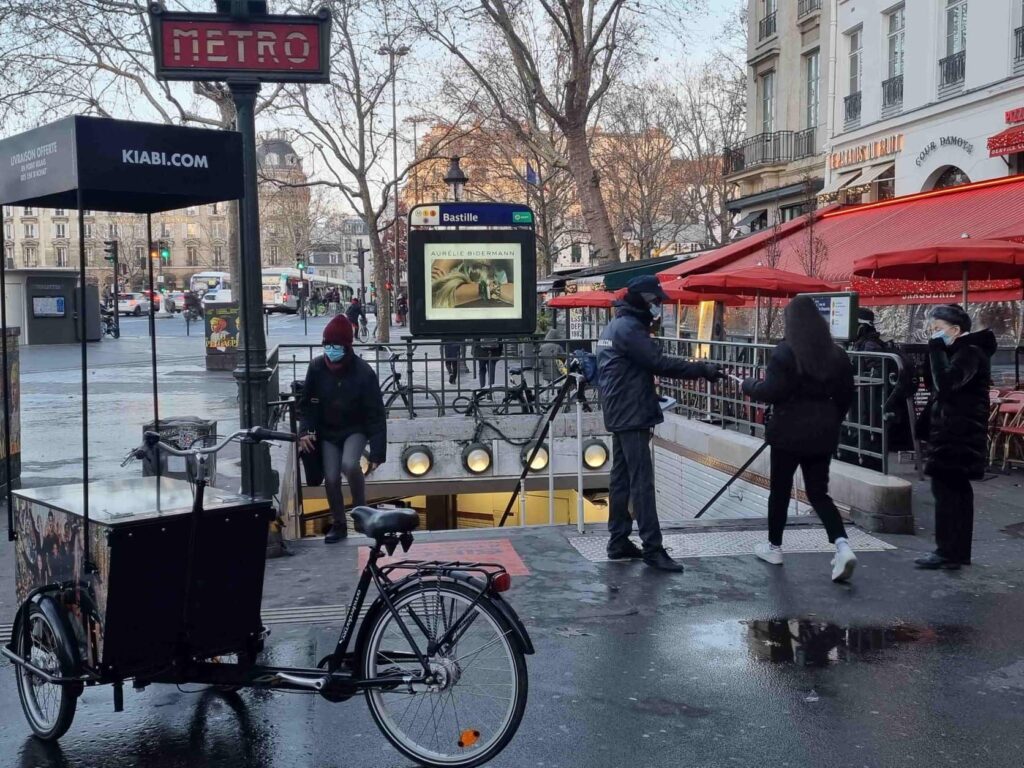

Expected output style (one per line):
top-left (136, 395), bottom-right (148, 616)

top-left (15, 603), bottom-right (79, 740)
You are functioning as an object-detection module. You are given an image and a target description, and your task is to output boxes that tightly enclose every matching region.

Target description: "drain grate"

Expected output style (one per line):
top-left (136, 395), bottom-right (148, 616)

top-left (569, 528), bottom-right (895, 562)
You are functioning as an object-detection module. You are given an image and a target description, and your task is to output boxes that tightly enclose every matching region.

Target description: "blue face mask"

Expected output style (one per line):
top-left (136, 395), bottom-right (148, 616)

top-left (324, 344), bottom-right (346, 362)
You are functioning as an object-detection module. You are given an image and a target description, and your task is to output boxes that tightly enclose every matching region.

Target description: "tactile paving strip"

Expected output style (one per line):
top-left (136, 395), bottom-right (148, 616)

top-left (569, 528), bottom-right (895, 562)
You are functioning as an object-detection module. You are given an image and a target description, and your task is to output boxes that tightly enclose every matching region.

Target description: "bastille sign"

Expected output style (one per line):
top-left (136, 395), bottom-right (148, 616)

top-left (149, 2), bottom-right (331, 83)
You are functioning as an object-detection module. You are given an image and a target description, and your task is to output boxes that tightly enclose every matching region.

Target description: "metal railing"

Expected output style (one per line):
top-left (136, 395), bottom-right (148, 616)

top-left (653, 339), bottom-right (912, 475)
top-left (939, 51), bottom-right (966, 87)
top-left (758, 12), bottom-right (777, 40)
top-left (724, 129), bottom-right (817, 175)
top-left (1015, 27), bottom-right (1024, 62)
top-left (844, 91), bottom-right (862, 124)
top-left (798, 0), bottom-right (821, 18)
top-left (882, 74), bottom-right (903, 108)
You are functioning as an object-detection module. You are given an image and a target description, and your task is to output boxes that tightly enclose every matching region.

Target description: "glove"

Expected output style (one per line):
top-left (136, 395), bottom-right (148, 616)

top-left (703, 364), bottom-right (724, 381)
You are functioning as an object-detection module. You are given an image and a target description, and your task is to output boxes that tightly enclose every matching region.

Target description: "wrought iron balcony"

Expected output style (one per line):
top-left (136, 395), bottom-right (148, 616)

top-left (844, 92), bottom-right (862, 124)
top-left (939, 51), bottom-right (966, 88)
top-left (1015, 27), bottom-right (1024, 62)
top-left (798, 0), bottom-right (822, 18)
top-left (882, 75), bottom-right (903, 109)
top-left (758, 12), bottom-right (777, 41)
top-left (723, 128), bottom-right (817, 176)
top-left (793, 127), bottom-right (816, 159)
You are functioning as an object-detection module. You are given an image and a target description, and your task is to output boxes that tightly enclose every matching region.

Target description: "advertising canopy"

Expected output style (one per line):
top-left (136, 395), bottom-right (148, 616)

top-left (678, 266), bottom-right (839, 299)
top-left (0, 116), bottom-right (243, 212)
top-left (546, 291), bottom-right (619, 309)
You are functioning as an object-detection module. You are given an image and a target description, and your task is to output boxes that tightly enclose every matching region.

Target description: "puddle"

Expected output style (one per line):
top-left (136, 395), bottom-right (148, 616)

top-left (744, 619), bottom-right (960, 667)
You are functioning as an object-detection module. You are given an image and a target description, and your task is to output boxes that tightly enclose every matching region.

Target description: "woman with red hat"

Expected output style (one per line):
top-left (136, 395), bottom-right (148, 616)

top-left (298, 315), bottom-right (387, 543)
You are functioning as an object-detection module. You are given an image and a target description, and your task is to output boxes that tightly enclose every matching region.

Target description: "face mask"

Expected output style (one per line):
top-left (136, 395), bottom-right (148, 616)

top-left (649, 303), bottom-right (663, 320)
top-left (931, 329), bottom-right (955, 346)
top-left (640, 292), bottom-right (662, 319)
top-left (323, 344), bottom-right (346, 362)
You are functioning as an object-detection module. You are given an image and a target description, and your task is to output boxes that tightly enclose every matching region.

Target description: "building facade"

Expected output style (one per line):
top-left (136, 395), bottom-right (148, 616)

top-left (308, 216), bottom-right (371, 294)
top-left (823, 0), bottom-right (1024, 203)
top-left (725, 0), bottom-right (832, 233)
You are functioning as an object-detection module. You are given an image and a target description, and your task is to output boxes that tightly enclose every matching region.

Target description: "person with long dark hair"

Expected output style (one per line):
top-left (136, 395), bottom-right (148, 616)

top-left (742, 296), bottom-right (857, 582)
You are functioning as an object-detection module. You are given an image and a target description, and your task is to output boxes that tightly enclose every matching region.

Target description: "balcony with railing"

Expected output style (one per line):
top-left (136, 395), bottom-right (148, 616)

top-left (758, 12), bottom-right (777, 41)
top-left (939, 51), bottom-right (966, 96)
top-left (1015, 27), bottom-right (1024, 73)
top-left (882, 75), bottom-right (903, 116)
top-left (798, 0), bottom-right (822, 19)
top-left (723, 128), bottom-right (817, 176)
top-left (844, 92), bottom-right (862, 128)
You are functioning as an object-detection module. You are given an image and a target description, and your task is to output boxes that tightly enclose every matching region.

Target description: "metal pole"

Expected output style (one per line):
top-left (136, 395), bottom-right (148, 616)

top-left (754, 290), bottom-right (761, 345)
top-left (390, 52), bottom-right (401, 311)
top-left (0, 205), bottom-right (12, 538)
top-left (229, 80), bottom-right (272, 498)
top-left (548, 406), bottom-right (555, 525)
top-left (145, 215), bottom-right (159, 431)
top-left (962, 265), bottom-right (969, 308)
top-left (112, 242), bottom-right (120, 337)
top-left (519, 476), bottom-right (527, 527)
top-left (300, 264), bottom-right (307, 337)
top-left (76, 193), bottom-right (94, 571)
top-left (576, 385), bottom-right (584, 534)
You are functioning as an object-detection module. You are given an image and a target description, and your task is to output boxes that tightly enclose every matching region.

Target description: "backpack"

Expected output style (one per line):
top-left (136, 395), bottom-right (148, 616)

top-left (570, 349), bottom-right (599, 384)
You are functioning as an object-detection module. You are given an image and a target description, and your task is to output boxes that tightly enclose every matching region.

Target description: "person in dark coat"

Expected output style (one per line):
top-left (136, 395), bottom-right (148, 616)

top-left (851, 307), bottom-right (885, 352)
top-left (597, 275), bottom-right (722, 572)
top-left (915, 304), bottom-right (995, 570)
top-left (742, 295), bottom-right (858, 583)
top-left (473, 339), bottom-right (503, 389)
top-left (345, 297), bottom-right (365, 326)
top-left (298, 315), bottom-right (387, 543)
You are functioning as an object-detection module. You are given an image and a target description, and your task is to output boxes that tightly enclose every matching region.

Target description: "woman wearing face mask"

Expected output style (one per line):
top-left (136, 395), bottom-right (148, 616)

top-left (298, 315), bottom-right (387, 544)
top-left (915, 304), bottom-right (995, 570)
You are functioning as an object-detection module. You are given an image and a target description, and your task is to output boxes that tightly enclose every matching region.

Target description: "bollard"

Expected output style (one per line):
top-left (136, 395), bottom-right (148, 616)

top-left (576, 386), bottom-right (584, 534)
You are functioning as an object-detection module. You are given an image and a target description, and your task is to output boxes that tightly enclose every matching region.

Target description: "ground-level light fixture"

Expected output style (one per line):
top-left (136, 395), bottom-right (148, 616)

top-left (582, 439), bottom-right (609, 470)
top-left (520, 442), bottom-right (549, 473)
top-left (462, 442), bottom-right (493, 475)
top-left (401, 445), bottom-right (434, 477)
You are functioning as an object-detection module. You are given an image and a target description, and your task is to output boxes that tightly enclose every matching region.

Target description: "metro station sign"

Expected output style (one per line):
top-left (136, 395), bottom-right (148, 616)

top-left (149, 6), bottom-right (331, 83)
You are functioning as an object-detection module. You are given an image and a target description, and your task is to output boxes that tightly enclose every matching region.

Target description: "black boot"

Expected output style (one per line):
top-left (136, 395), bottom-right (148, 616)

top-left (914, 552), bottom-right (959, 570)
top-left (642, 548), bottom-right (685, 572)
top-left (325, 522), bottom-right (348, 544)
top-left (607, 540), bottom-right (643, 560)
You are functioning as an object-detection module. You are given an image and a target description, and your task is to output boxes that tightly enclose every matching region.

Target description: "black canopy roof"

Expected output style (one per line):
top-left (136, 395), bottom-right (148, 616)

top-left (0, 116), bottom-right (243, 213)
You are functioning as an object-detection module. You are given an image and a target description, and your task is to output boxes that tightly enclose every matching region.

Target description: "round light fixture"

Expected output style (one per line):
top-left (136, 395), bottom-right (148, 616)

top-left (359, 453), bottom-right (370, 475)
top-left (462, 442), bottom-right (493, 475)
top-left (401, 445), bottom-right (434, 477)
top-left (520, 442), bottom-right (549, 472)
top-left (582, 439), bottom-right (609, 470)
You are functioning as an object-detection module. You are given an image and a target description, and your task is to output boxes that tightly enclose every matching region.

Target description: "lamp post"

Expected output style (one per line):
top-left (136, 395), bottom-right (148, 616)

top-left (444, 156), bottom-right (469, 202)
top-left (378, 42), bottom-right (409, 319)
top-left (404, 115), bottom-right (431, 205)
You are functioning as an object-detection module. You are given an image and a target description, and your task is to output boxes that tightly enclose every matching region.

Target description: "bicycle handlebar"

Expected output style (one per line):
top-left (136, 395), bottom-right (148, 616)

top-left (136, 426), bottom-right (296, 461)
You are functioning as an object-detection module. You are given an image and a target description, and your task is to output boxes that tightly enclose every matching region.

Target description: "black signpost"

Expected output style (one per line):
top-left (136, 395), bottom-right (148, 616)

top-left (148, 1), bottom-right (331, 496)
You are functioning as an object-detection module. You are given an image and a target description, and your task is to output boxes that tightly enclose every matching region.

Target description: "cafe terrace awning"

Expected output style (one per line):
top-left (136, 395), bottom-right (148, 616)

top-left (988, 124), bottom-right (1024, 157)
top-left (658, 175), bottom-right (1024, 304)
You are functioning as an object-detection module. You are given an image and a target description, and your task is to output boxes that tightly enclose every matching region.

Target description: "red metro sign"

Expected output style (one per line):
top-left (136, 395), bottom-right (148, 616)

top-left (150, 8), bottom-right (330, 83)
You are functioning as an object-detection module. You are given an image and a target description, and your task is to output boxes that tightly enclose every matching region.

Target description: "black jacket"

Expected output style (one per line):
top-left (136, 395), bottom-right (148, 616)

top-left (743, 341), bottom-right (855, 456)
top-left (851, 326), bottom-right (885, 353)
top-left (597, 303), bottom-right (715, 433)
top-left (345, 303), bottom-right (364, 325)
top-left (921, 329), bottom-right (996, 479)
top-left (298, 355), bottom-right (387, 462)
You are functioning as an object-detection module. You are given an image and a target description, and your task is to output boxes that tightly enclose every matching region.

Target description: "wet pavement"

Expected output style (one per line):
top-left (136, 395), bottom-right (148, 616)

top-left (2, 324), bottom-right (1024, 766)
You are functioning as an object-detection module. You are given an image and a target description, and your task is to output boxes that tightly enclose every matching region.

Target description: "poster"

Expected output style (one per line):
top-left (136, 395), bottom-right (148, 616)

top-left (807, 293), bottom-right (858, 341)
top-left (424, 242), bottom-right (522, 321)
top-left (32, 296), bottom-right (65, 317)
top-left (695, 300), bottom-right (716, 359)
top-left (205, 304), bottom-right (240, 353)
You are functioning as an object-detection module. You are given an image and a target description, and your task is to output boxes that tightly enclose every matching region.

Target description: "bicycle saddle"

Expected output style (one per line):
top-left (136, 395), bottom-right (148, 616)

top-left (351, 506), bottom-right (419, 538)
top-left (508, 367), bottom-right (522, 375)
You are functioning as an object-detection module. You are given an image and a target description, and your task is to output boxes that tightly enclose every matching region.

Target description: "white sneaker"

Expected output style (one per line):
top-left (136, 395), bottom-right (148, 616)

top-left (831, 541), bottom-right (857, 582)
top-left (755, 541), bottom-right (783, 565)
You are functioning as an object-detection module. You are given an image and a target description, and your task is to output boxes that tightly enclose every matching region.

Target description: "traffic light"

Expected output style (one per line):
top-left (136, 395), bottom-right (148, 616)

top-left (103, 240), bottom-right (118, 263)
top-left (385, 280), bottom-right (393, 291)
top-left (296, 256), bottom-right (305, 271)
top-left (158, 240), bottom-right (171, 262)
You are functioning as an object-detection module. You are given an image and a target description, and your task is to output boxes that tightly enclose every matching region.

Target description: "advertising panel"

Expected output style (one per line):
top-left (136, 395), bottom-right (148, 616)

top-left (803, 292), bottom-right (859, 342)
top-left (424, 242), bottom-right (521, 321)
top-left (205, 304), bottom-right (241, 353)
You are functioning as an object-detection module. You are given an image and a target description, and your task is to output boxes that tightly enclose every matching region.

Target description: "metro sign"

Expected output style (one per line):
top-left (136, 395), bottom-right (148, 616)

top-left (150, 7), bottom-right (330, 83)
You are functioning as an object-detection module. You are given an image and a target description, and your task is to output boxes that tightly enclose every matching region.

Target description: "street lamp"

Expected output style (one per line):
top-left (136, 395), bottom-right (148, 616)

top-left (444, 156), bottom-right (469, 202)
top-left (378, 42), bottom-right (410, 312)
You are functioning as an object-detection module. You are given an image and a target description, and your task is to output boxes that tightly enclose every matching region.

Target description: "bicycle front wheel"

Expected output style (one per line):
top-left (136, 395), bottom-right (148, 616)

top-left (361, 581), bottom-right (528, 768)
top-left (385, 386), bottom-right (442, 418)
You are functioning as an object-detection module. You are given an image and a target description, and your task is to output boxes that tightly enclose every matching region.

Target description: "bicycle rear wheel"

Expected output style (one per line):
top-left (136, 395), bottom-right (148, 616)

top-left (385, 386), bottom-right (442, 418)
top-left (360, 581), bottom-right (528, 768)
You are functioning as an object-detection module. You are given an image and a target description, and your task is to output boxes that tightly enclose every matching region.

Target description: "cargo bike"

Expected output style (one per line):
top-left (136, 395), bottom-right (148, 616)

top-left (0, 117), bottom-right (532, 768)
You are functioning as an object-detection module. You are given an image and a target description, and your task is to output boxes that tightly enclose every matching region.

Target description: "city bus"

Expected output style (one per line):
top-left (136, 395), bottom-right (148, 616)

top-left (189, 271), bottom-right (231, 297)
top-left (261, 268), bottom-right (353, 312)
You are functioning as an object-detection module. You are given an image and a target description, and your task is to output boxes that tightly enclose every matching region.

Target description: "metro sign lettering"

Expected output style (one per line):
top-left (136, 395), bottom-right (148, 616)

top-left (150, 9), bottom-right (330, 84)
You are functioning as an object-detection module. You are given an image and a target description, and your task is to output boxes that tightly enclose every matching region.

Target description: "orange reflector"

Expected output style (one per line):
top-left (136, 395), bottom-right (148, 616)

top-left (458, 729), bottom-right (481, 748)
top-left (491, 572), bottom-right (511, 592)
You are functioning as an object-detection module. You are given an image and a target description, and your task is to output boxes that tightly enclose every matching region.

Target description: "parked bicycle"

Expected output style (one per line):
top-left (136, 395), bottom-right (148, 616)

top-left (100, 307), bottom-right (119, 339)
top-left (453, 364), bottom-right (591, 417)
top-left (6, 426), bottom-right (533, 767)
top-left (374, 346), bottom-right (443, 418)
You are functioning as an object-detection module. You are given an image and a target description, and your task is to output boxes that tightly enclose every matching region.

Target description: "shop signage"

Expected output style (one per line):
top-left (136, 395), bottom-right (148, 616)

top-left (1005, 108), bottom-right (1024, 125)
top-left (916, 136), bottom-right (974, 167)
top-left (829, 134), bottom-right (904, 169)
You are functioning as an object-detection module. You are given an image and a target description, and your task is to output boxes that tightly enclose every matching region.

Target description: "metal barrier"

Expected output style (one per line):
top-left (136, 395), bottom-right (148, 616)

top-left (655, 339), bottom-right (912, 474)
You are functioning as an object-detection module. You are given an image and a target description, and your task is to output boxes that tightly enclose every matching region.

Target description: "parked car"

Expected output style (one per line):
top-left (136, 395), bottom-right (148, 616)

top-left (166, 291), bottom-right (186, 313)
top-left (118, 293), bottom-right (152, 317)
top-left (140, 289), bottom-right (162, 311)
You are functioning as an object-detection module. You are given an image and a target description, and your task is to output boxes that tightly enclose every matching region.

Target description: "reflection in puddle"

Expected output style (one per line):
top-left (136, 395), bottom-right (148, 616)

top-left (745, 619), bottom-right (946, 666)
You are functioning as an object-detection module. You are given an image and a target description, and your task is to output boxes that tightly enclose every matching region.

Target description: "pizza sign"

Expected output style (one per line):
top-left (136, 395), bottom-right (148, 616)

top-left (150, 8), bottom-right (331, 83)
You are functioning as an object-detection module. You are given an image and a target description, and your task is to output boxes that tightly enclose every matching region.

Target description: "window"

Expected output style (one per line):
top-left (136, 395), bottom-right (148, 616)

top-left (54, 208), bottom-right (66, 217)
top-left (56, 246), bottom-right (68, 268)
top-left (186, 206), bottom-right (197, 217)
top-left (187, 223), bottom-right (198, 239)
top-left (24, 223), bottom-right (37, 239)
top-left (946, 0), bottom-right (967, 56)
top-left (108, 223), bottom-right (119, 239)
top-left (212, 222), bottom-right (226, 239)
top-left (805, 51), bottom-right (820, 128)
top-left (83, 222), bottom-right (93, 239)
top-left (134, 245), bottom-right (145, 266)
top-left (761, 71), bottom-right (776, 133)
top-left (85, 247), bottom-right (94, 267)
top-left (54, 222), bottom-right (67, 239)
top-left (187, 247), bottom-right (199, 266)
top-left (160, 223), bottom-right (172, 238)
top-left (23, 207), bottom-right (34, 216)
top-left (887, 6), bottom-right (905, 78)
top-left (3, 222), bottom-right (11, 240)
top-left (213, 245), bottom-right (224, 266)
top-left (849, 29), bottom-right (863, 94)
top-left (570, 244), bottom-right (583, 263)
top-left (81, 209), bottom-right (92, 216)
top-left (270, 245), bottom-right (279, 262)
top-left (23, 245), bottom-right (37, 265)
top-left (5, 245), bottom-right (13, 269)
top-left (268, 222), bottom-right (278, 236)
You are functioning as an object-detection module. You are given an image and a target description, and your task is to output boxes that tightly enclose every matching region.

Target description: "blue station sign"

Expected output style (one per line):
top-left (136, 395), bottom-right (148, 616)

top-left (409, 202), bottom-right (535, 229)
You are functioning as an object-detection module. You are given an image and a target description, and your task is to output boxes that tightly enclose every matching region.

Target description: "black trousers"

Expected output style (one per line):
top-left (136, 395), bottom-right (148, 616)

top-left (768, 448), bottom-right (848, 547)
top-left (931, 472), bottom-right (974, 563)
top-left (608, 430), bottom-right (662, 555)
top-left (322, 433), bottom-right (368, 531)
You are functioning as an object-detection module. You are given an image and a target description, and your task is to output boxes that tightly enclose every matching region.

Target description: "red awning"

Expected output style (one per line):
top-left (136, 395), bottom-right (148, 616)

top-left (988, 124), bottom-right (1024, 157)
top-left (853, 239), bottom-right (1024, 281)
top-left (546, 291), bottom-right (619, 308)
top-left (677, 266), bottom-right (839, 299)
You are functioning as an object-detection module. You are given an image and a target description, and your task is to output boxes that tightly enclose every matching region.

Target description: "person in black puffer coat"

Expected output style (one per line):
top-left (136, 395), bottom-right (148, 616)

top-left (298, 315), bottom-right (387, 544)
top-left (742, 296), bottom-right (858, 583)
top-left (915, 304), bottom-right (996, 570)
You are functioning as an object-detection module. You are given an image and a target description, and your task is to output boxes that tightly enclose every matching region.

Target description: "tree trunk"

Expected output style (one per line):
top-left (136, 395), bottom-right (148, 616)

top-left (564, 124), bottom-right (618, 265)
top-left (366, 215), bottom-right (391, 344)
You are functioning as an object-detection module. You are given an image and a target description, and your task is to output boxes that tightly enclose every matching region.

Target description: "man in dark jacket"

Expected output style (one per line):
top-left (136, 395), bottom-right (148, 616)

top-left (851, 308), bottom-right (885, 352)
top-left (345, 297), bottom-right (365, 326)
top-left (916, 304), bottom-right (995, 570)
top-left (597, 275), bottom-right (722, 572)
top-left (299, 315), bottom-right (387, 543)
